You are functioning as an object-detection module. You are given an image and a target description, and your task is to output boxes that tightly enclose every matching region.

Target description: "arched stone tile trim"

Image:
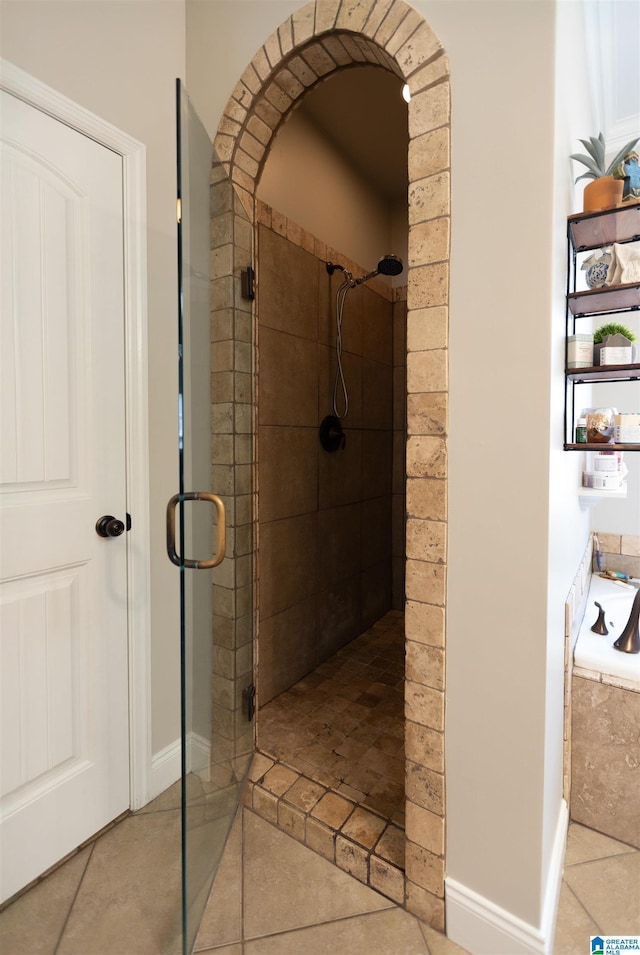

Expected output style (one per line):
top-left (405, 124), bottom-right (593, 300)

top-left (213, 0), bottom-right (451, 932)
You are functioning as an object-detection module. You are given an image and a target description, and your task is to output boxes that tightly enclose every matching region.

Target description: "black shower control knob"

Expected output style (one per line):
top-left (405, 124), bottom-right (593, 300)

top-left (95, 515), bottom-right (126, 538)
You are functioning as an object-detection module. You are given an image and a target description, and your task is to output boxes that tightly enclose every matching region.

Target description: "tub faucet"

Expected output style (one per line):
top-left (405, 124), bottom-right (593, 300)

top-left (613, 585), bottom-right (640, 654)
top-left (591, 602), bottom-right (608, 635)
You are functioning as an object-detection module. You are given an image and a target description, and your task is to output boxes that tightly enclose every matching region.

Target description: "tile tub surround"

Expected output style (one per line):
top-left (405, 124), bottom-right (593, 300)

top-left (563, 532), bottom-right (639, 802)
top-left (213, 0), bottom-right (451, 928)
top-left (593, 531), bottom-right (640, 579)
top-left (571, 676), bottom-right (640, 849)
top-left (565, 535), bottom-right (640, 850)
top-left (570, 572), bottom-right (640, 849)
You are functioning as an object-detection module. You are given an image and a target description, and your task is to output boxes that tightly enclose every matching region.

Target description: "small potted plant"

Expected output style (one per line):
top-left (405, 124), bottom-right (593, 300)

top-left (570, 134), bottom-right (639, 212)
top-left (593, 322), bottom-right (637, 365)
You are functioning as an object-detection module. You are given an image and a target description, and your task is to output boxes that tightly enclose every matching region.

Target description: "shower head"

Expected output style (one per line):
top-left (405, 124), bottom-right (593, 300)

top-left (354, 253), bottom-right (404, 285)
top-left (377, 253), bottom-right (403, 277)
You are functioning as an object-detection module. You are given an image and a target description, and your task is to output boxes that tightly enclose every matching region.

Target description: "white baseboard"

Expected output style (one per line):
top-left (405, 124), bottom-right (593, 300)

top-left (540, 799), bottom-right (569, 953)
top-left (149, 738), bottom-right (181, 802)
top-left (188, 732), bottom-right (211, 782)
top-left (148, 732), bottom-right (212, 802)
top-left (445, 800), bottom-right (569, 955)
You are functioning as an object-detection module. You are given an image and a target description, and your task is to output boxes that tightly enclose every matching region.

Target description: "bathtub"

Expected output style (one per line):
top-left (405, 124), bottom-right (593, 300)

top-left (574, 573), bottom-right (640, 690)
top-left (570, 573), bottom-right (640, 847)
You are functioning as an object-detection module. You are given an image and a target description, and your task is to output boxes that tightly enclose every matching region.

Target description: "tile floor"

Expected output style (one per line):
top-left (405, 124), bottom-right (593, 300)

top-left (1, 790), bottom-right (638, 954)
top-left (194, 810), bottom-right (640, 954)
top-left (1, 602), bottom-right (638, 954)
top-left (0, 786), bottom-right (183, 955)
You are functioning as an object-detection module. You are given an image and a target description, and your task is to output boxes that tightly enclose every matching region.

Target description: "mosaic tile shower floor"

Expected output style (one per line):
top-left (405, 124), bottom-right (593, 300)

top-left (247, 611), bottom-right (407, 898)
top-left (258, 610), bottom-right (406, 825)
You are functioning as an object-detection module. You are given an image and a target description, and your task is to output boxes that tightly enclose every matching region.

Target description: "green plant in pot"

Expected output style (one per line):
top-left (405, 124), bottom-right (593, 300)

top-left (593, 321), bottom-right (637, 365)
top-left (571, 134), bottom-right (639, 212)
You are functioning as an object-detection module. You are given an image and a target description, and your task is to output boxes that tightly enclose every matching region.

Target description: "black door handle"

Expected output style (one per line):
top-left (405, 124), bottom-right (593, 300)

top-left (96, 515), bottom-right (128, 538)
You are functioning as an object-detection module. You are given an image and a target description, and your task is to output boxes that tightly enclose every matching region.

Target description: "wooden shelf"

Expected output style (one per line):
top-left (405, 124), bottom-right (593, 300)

top-left (578, 483), bottom-right (627, 500)
top-left (568, 283), bottom-right (640, 316)
top-left (568, 202), bottom-right (640, 252)
top-left (565, 443), bottom-right (640, 451)
top-left (566, 363), bottom-right (640, 382)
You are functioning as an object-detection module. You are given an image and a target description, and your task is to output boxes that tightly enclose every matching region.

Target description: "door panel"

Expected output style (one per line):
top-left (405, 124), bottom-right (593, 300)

top-left (0, 91), bottom-right (129, 903)
top-left (175, 80), bottom-right (255, 954)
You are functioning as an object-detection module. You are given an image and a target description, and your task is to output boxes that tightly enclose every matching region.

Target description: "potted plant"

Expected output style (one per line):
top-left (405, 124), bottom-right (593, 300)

top-left (612, 150), bottom-right (640, 203)
top-left (593, 321), bottom-right (637, 365)
top-left (571, 134), bottom-right (639, 212)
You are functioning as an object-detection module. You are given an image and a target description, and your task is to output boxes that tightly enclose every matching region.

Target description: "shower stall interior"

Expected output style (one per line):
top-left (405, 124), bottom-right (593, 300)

top-left (255, 217), bottom-right (407, 707)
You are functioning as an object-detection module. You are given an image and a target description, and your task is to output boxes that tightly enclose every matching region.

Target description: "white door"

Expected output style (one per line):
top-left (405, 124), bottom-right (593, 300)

top-left (0, 90), bottom-right (130, 903)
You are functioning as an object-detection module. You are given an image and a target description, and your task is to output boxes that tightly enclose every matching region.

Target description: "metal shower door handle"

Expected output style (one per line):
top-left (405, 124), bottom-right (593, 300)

top-left (166, 492), bottom-right (226, 569)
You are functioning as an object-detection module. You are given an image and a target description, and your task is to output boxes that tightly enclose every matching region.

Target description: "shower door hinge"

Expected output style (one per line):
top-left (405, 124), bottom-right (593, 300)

top-left (243, 683), bottom-right (256, 722)
top-left (241, 265), bottom-right (255, 300)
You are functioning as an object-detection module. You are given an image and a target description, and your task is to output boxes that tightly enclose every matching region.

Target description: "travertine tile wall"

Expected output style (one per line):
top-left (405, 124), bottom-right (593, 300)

top-left (209, 157), bottom-right (256, 785)
top-left (571, 677), bottom-right (640, 849)
top-left (593, 531), bottom-right (640, 579)
top-left (393, 295), bottom-right (408, 610)
top-left (211, 0), bottom-right (451, 930)
top-left (256, 203), bottom-right (399, 704)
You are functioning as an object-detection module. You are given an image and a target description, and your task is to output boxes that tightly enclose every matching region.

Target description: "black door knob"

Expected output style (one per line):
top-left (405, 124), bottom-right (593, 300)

top-left (96, 515), bottom-right (126, 538)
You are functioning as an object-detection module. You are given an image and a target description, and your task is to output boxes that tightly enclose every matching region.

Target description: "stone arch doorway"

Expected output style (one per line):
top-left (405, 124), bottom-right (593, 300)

top-left (214, 0), bottom-right (450, 930)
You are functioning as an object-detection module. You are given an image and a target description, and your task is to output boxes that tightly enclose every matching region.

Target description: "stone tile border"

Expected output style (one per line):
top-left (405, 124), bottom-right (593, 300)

top-left (212, 0), bottom-right (451, 929)
top-left (563, 536), bottom-right (592, 804)
top-left (244, 751), bottom-right (406, 904)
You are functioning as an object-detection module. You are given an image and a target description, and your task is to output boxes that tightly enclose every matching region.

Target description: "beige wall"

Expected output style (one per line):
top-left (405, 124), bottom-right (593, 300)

top-left (422, 1), bottom-right (559, 924)
top-left (258, 110), bottom-right (403, 275)
top-left (1, 0), bottom-right (186, 755)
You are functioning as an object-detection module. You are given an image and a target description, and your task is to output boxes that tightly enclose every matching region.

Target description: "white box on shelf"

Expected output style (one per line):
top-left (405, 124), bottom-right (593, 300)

top-left (615, 426), bottom-right (640, 443)
top-left (567, 335), bottom-right (594, 368)
top-left (614, 413), bottom-right (640, 443)
top-left (583, 471), bottom-right (623, 490)
top-left (600, 345), bottom-right (633, 365)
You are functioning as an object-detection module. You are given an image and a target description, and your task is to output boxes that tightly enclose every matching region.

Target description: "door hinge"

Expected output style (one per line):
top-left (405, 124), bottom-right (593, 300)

top-left (176, 198), bottom-right (182, 223)
top-left (241, 265), bottom-right (255, 300)
top-left (243, 683), bottom-right (256, 722)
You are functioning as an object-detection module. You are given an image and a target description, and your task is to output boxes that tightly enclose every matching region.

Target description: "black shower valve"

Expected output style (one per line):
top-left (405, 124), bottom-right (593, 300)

top-left (319, 414), bottom-right (346, 452)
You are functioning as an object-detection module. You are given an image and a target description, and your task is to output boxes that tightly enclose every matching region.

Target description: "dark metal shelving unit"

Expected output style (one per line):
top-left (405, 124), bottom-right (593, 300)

top-left (564, 202), bottom-right (640, 453)
top-left (566, 362), bottom-right (640, 383)
top-left (565, 443), bottom-right (640, 451)
top-left (567, 203), bottom-right (640, 252)
top-left (568, 284), bottom-right (640, 317)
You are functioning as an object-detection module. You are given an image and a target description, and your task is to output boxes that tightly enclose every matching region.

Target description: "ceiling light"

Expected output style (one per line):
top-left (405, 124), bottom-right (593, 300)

top-left (402, 83), bottom-right (411, 103)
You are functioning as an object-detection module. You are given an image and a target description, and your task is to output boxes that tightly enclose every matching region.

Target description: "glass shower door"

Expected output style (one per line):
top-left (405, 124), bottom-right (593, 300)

top-left (170, 79), bottom-right (255, 955)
